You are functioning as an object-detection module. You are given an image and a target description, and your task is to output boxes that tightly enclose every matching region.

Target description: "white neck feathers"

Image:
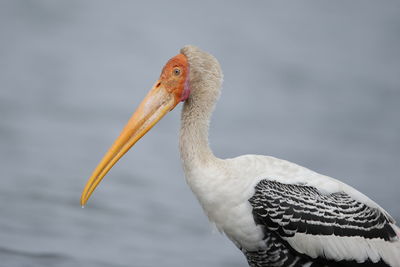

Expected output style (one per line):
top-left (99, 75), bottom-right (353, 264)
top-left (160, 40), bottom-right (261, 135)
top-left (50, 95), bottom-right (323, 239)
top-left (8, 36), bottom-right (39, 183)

top-left (179, 45), bottom-right (223, 172)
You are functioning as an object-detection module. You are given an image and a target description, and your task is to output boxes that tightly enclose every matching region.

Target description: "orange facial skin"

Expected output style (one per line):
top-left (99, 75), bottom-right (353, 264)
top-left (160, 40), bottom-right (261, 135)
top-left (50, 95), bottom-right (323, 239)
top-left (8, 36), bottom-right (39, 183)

top-left (159, 54), bottom-right (190, 104)
top-left (80, 54), bottom-right (190, 206)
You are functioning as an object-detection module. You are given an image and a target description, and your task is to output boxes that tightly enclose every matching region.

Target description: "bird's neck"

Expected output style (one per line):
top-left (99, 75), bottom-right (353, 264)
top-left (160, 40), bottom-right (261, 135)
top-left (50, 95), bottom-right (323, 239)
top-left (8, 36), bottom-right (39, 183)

top-left (179, 97), bottom-right (218, 172)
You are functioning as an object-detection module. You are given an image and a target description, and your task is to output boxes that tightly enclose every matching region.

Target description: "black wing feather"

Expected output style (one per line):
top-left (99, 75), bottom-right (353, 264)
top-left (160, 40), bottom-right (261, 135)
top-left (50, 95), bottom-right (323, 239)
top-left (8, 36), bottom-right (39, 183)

top-left (249, 180), bottom-right (397, 241)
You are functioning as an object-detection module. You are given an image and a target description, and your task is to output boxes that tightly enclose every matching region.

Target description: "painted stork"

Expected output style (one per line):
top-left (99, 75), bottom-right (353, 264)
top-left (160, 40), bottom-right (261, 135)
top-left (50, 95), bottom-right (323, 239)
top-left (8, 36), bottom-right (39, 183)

top-left (81, 46), bottom-right (400, 266)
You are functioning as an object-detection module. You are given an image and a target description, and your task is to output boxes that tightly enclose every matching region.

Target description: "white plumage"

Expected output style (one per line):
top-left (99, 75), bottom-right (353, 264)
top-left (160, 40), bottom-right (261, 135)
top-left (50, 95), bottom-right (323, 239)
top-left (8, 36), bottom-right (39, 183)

top-left (179, 46), bottom-right (400, 266)
top-left (182, 152), bottom-right (400, 266)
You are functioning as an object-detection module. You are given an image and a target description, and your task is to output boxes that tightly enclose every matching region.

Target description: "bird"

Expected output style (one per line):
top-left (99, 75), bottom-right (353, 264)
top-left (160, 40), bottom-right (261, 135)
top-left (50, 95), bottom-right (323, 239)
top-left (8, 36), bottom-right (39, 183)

top-left (81, 45), bottom-right (400, 267)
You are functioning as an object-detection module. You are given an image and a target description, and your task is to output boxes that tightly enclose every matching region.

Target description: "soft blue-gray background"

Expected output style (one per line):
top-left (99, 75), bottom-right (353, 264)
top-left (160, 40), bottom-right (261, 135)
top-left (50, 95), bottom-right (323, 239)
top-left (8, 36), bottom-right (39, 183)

top-left (0, 1), bottom-right (399, 266)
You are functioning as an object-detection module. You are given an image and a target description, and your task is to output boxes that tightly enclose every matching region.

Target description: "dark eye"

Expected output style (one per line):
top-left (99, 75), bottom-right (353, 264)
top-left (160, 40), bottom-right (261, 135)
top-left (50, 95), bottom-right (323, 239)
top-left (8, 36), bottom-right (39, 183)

top-left (173, 68), bottom-right (181, 76)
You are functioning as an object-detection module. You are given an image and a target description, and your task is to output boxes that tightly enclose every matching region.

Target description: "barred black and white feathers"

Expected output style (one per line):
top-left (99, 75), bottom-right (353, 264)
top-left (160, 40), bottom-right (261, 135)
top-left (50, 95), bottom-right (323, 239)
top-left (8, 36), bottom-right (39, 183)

top-left (250, 180), bottom-right (397, 241)
top-left (245, 179), bottom-right (400, 266)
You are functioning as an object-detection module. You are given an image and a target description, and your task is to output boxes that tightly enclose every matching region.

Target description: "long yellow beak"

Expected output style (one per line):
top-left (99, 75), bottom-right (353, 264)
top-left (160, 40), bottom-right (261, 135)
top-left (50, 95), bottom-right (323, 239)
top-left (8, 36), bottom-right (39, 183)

top-left (80, 81), bottom-right (179, 206)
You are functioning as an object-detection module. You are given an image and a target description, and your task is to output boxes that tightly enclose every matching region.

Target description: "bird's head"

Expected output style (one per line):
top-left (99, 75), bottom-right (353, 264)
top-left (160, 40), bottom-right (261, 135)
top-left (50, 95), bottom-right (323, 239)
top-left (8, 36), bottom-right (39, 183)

top-left (80, 45), bottom-right (222, 206)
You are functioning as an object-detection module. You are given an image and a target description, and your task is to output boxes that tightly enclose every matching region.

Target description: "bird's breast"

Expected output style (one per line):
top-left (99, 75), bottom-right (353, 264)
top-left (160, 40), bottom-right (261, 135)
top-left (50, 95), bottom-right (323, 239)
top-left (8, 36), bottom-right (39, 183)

top-left (183, 162), bottom-right (266, 251)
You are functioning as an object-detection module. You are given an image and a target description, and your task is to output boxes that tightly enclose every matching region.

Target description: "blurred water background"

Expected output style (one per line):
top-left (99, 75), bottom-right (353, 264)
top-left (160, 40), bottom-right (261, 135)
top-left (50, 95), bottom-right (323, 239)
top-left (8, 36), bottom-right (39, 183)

top-left (0, 1), bottom-right (399, 266)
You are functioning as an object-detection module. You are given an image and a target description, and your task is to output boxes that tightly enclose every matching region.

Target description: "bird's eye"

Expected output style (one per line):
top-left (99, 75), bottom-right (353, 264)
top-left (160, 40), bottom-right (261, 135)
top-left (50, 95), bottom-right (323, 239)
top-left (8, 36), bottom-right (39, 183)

top-left (173, 68), bottom-right (181, 76)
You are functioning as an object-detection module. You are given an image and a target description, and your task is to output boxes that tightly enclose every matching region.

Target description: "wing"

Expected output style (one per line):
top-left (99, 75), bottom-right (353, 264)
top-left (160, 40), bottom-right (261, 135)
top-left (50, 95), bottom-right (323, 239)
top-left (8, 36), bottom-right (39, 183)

top-left (249, 179), bottom-right (400, 266)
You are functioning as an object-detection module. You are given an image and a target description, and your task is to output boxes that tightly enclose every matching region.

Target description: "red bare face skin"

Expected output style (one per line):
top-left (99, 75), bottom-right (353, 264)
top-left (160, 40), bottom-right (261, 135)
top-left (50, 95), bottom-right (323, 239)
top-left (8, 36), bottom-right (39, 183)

top-left (159, 54), bottom-right (190, 103)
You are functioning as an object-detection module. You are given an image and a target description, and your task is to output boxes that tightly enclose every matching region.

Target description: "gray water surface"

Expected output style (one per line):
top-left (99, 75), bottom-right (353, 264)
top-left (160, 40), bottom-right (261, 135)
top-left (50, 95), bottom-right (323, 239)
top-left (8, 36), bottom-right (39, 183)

top-left (1, 1), bottom-right (399, 267)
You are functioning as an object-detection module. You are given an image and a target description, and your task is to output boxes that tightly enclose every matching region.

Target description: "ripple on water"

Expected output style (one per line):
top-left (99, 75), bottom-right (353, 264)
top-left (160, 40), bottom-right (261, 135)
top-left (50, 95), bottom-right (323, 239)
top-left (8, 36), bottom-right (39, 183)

top-left (0, 247), bottom-right (125, 267)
